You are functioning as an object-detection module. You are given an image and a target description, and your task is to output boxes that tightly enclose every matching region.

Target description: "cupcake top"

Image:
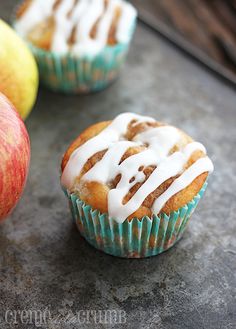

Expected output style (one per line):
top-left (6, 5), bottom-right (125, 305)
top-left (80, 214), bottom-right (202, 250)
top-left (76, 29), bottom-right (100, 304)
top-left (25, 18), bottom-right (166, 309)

top-left (15, 0), bottom-right (137, 56)
top-left (61, 113), bottom-right (214, 223)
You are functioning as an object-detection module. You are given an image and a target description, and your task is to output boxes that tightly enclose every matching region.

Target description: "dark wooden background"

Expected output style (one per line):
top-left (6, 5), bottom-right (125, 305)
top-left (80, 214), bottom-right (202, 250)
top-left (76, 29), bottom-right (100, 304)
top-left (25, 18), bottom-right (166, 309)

top-left (131, 0), bottom-right (236, 82)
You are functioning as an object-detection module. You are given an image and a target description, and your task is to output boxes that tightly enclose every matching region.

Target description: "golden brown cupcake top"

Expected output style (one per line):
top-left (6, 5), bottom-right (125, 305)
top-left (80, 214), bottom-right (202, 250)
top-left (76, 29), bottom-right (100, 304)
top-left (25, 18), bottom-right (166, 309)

top-left (61, 113), bottom-right (213, 222)
top-left (15, 0), bottom-right (137, 55)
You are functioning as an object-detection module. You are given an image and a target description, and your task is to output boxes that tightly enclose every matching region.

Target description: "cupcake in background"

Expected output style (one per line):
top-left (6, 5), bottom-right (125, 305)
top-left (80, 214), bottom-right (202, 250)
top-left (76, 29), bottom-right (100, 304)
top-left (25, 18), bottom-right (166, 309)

top-left (60, 112), bottom-right (214, 258)
top-left (14, 0), bottom-right (137, 93)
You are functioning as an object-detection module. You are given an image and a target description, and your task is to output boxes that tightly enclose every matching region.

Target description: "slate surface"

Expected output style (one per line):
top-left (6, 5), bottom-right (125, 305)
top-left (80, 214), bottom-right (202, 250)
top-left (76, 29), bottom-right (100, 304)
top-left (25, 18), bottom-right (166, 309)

top-left (0, 1), bottom-right (236, 328)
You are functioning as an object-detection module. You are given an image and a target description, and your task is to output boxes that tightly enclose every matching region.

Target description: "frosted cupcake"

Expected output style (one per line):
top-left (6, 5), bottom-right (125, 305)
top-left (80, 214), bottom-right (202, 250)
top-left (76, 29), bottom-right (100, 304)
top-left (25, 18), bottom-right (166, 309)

top-left (14, 0), bottom-right (137, 93)
top-left (61, 113), bottom-right (214, 258)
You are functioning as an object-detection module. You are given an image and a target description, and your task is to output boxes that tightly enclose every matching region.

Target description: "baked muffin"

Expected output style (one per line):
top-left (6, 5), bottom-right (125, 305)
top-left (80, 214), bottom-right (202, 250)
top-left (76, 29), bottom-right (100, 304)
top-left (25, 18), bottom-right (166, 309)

top-left (61, 113), bottom-right (214, 257)
top-left (14, 0), bottom-right (137, 93)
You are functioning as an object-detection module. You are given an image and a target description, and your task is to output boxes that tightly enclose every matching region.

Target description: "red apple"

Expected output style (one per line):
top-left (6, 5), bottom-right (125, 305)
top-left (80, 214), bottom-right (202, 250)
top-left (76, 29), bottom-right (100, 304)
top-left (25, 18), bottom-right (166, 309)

top-left (0, 92), bottom-right (30, 221)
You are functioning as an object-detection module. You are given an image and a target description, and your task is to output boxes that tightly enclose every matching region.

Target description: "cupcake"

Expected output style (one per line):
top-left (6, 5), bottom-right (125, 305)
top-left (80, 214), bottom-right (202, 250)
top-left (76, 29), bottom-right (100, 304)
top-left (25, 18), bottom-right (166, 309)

top-left (14, 0), bottom-right (137, 93)
top-left (60, 113), bottom-right (214, 258)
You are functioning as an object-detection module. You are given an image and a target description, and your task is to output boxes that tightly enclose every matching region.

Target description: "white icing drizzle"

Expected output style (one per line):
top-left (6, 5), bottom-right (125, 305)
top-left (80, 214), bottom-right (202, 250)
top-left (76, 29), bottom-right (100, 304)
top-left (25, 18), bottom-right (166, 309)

top-left (52, 0), bottom-right (78, 54)
top-left (116, 2), bottom-right (137, 43)
top-left (71, 0), bottom-right (105, 56)
top-left (61, 112), bottom-right (155, 189)
top-left (82, 141), bottom-right (139, 183)
top-left (61, 113), bottom-right (214, 223)
top-left (15, 0), bottom-right (55, 37)
top-left (152, 157), bottom-right (213, 214)
top-left (133, 126), bottom-right (181, 162)
top-left (15, 0), bottom-right (137, 56)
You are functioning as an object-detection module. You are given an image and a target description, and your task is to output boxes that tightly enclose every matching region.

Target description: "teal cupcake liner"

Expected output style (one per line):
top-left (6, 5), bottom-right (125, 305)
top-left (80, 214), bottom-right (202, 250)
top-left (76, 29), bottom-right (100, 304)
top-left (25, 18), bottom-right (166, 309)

top-left (64, 183), bottom-right (208, 258)
top-left (13, 9), bottom-right (136, 94)
top-left (30, 43), bottom-right (130, 94)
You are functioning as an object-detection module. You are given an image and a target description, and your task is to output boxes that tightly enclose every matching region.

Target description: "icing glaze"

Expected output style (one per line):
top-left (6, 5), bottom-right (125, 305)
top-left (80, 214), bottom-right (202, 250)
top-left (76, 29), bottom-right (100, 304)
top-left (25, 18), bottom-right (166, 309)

top-left (61, 112), bottom-right (155, 189)
top-left (61, 113), bottom-right (214, 223)
top-left (15, 0), bottom-right (55, 36)
top-left (15, 0), bottom-right (137, 56)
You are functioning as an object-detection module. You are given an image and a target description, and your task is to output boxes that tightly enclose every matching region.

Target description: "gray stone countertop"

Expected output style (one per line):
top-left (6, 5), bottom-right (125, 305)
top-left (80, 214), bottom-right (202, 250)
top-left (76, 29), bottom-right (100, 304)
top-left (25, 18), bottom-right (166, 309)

top-left (0, 1), bottom-right (236, 328)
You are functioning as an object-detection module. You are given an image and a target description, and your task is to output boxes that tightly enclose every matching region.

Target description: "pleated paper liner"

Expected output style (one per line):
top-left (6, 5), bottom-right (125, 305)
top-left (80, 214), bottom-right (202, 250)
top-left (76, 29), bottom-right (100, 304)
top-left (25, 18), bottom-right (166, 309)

top-left (64, 183), bottom-right (207, 258)
top-left (29, 43), bottom-right (130, 94)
